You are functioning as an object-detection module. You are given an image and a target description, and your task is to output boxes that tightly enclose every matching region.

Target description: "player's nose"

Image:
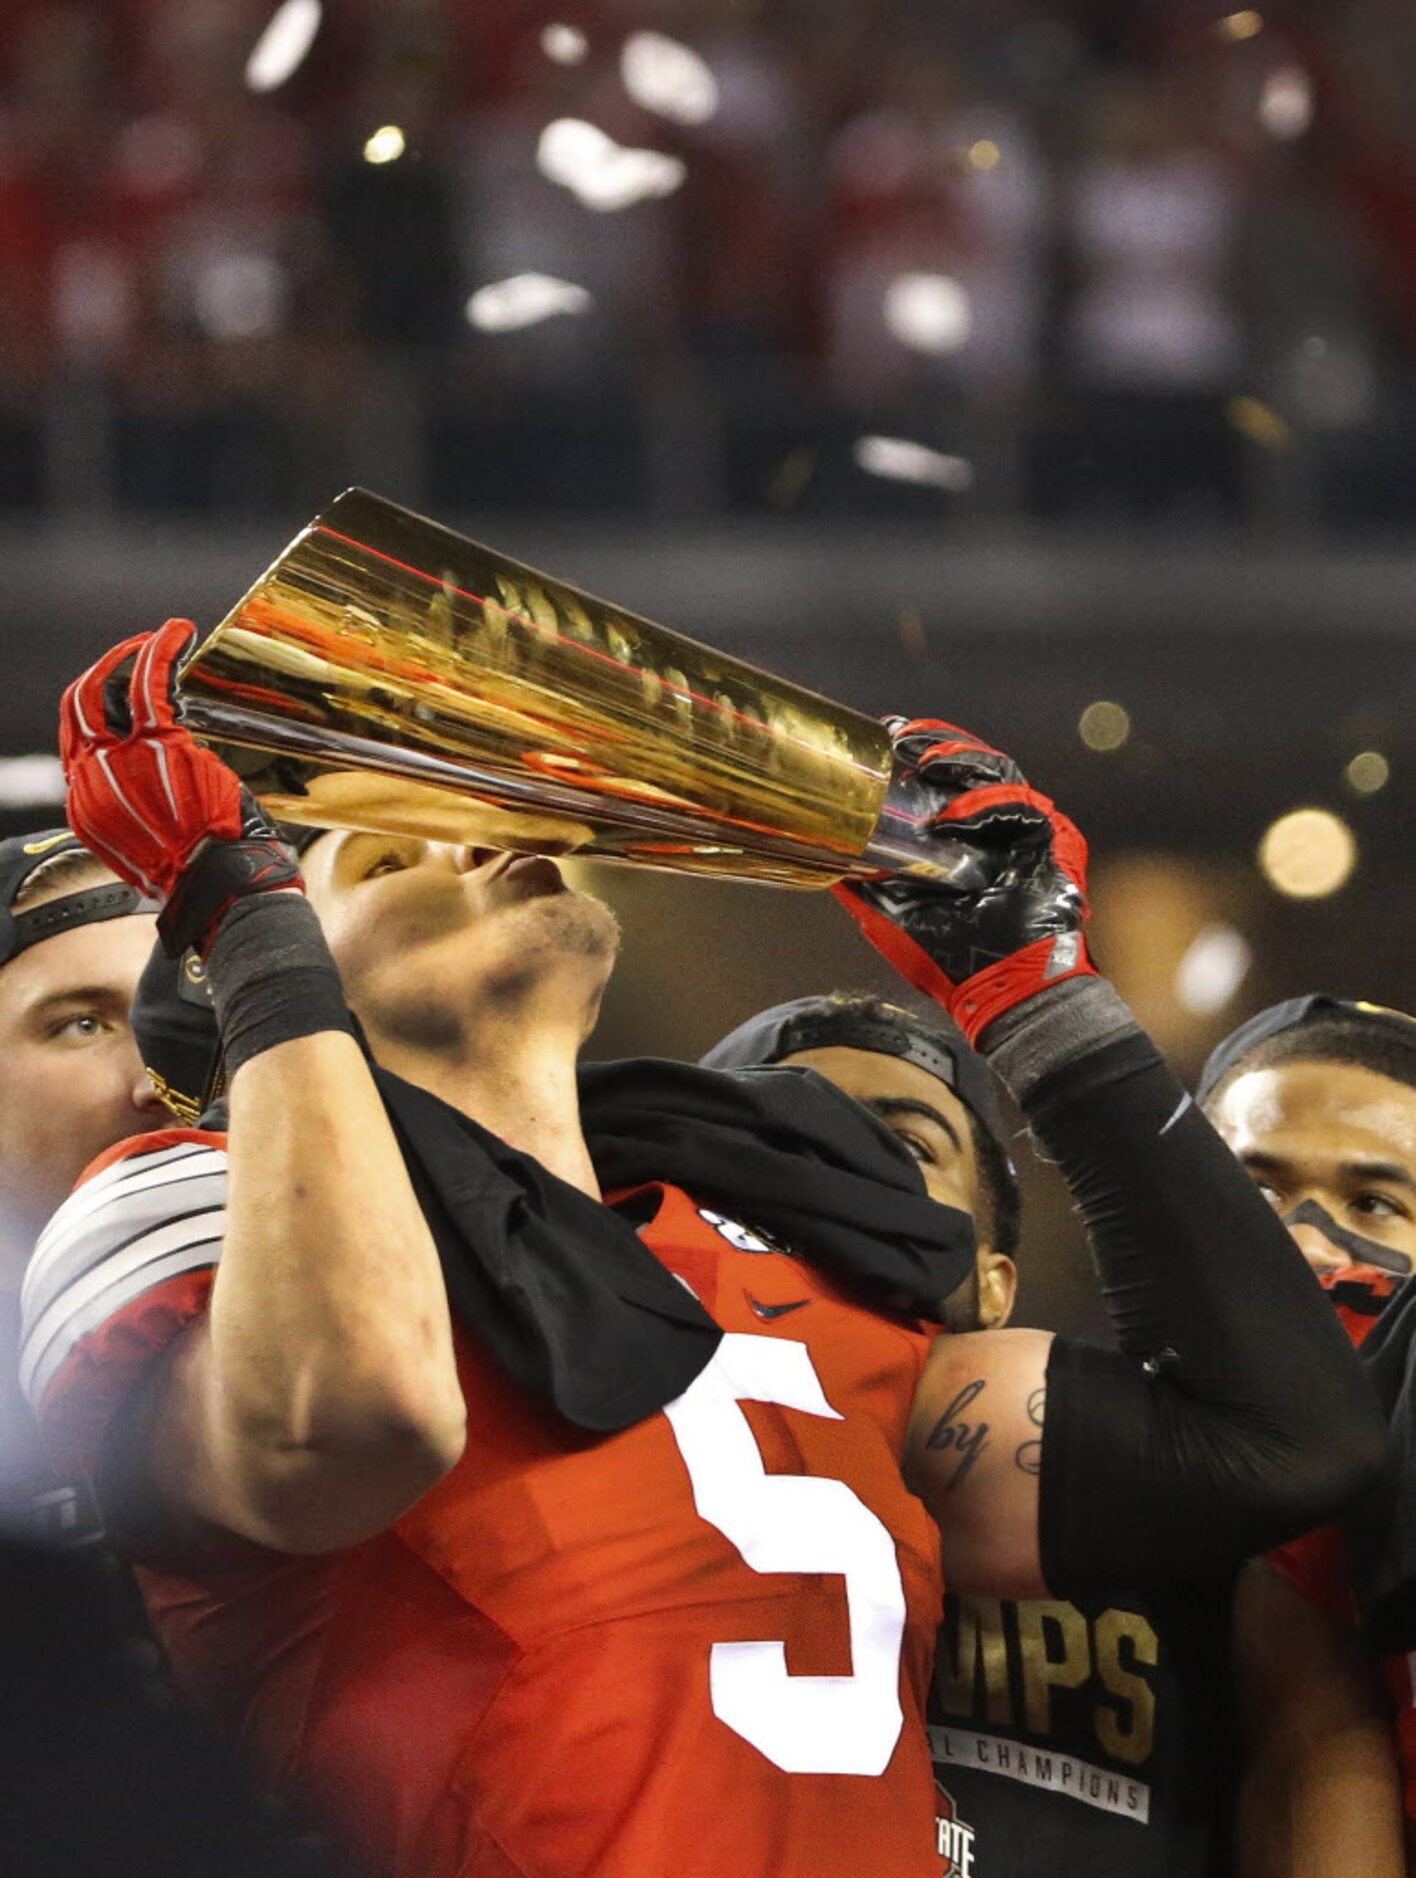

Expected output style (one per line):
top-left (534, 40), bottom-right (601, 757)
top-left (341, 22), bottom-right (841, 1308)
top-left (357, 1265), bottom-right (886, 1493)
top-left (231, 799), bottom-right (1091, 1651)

top-left (1285, 1219), bottom-right (1351, 1276)
top-left (130, 1055), bottom-right (169, 1117)
top-left (450, 845), bottom-right (503, 874)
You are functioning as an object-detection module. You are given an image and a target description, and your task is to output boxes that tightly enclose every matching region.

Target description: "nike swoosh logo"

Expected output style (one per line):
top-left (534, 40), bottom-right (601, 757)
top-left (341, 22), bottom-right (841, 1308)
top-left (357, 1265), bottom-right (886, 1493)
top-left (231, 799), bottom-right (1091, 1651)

top-left (22, 834), bottom-right (72, 855)
top-left (746, 1293), bottom-right (810, 1322)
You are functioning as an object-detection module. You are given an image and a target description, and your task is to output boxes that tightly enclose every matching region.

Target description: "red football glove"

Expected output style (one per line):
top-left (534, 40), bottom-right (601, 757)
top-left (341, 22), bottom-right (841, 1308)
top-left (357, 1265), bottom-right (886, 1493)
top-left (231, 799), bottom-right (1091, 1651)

top-left (60, 618), bottom-right (301, 955)
top-left (833, 718), bottom-right (1098, 1046)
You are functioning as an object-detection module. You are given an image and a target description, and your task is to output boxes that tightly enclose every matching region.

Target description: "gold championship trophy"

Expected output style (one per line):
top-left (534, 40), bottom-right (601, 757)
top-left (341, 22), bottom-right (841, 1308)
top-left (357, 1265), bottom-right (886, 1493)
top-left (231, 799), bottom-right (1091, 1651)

top-left (178, 487), bottom-right (969, 888)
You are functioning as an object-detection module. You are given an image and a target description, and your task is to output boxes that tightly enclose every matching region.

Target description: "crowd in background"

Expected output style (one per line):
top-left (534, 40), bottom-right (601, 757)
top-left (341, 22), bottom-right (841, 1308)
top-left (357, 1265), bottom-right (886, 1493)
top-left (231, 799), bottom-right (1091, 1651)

top-left (4, 0), bottom-right (1416, 523)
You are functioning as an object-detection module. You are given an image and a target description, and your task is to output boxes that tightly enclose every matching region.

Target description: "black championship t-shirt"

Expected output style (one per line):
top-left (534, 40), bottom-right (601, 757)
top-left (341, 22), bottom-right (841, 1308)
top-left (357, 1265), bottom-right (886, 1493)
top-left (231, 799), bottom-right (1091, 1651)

top-left (928, 1581), bottom-right (1237, 1878)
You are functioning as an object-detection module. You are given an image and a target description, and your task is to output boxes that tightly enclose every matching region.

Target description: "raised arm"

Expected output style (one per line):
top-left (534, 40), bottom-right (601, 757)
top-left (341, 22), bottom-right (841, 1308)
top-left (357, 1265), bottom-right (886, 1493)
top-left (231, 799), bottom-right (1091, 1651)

top-left (55, 622), bottom-right (464, 1553)
top-left (837, 719), bottom-right (1387, 1596)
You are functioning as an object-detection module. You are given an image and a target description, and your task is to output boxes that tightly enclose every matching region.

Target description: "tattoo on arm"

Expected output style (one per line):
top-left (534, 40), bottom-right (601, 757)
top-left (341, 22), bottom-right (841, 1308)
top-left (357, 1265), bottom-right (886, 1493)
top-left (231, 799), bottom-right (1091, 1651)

top-left (1013, 1386), bottom-right (1045, 1477)
top-left (925, 1379), bottom-right (990, 1490)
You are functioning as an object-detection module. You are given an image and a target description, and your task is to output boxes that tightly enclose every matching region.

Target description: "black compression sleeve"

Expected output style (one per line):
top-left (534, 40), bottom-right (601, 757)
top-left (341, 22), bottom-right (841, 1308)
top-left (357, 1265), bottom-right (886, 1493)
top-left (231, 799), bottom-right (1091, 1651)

top-left (1023, 1029), bottom-right (1386, 1594)
top-left (205, 892), bottom-right (354, 1077)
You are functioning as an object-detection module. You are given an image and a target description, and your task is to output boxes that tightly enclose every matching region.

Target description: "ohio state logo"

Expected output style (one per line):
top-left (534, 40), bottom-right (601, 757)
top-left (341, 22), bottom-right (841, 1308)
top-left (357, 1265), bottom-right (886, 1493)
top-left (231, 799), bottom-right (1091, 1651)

top-left (935, 1781), bottom-right (976, 1877)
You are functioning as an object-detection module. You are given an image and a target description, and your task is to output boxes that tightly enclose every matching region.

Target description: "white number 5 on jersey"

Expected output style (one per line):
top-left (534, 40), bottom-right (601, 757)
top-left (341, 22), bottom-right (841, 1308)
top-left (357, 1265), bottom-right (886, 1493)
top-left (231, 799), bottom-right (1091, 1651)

top-left (663, 1332), bottom-right (907, 1776)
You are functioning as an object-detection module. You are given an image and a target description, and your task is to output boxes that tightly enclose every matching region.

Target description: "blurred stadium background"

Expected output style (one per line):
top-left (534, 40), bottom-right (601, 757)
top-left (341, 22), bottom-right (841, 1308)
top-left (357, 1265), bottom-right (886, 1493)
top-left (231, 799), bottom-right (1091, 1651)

top-left (1, 0), bottom-right (1411, 1330)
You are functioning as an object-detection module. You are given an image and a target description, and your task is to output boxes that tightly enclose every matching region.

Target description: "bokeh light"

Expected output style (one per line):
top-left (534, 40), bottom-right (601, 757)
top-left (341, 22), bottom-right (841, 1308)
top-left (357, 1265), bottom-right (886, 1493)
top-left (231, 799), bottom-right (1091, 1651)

top-left (1174, 924), bottom-right (1252, 1015)
top-left (362, 125), bottom-right (406, 165)
top-left (1345, 750), bottom-right (1391, 795)
top-left (1257, 808), bottom-right (1357, 898)
top-left (0, 755), bottom-right (65, 808)
top-left (1078, 701), bottom-right (1131, 752)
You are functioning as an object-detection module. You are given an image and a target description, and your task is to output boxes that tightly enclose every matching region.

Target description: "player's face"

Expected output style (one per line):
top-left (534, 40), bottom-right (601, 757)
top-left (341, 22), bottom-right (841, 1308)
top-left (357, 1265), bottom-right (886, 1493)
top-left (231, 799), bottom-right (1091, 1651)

top-left (301, 833), bottom-right (620, 1041)
top-left (779, 1044), bottom-right (1017, 1329)
top-left (0, 912), bottom-right (164, 1279)
top-left (1210, 1060), bottom-right (1416, 1277)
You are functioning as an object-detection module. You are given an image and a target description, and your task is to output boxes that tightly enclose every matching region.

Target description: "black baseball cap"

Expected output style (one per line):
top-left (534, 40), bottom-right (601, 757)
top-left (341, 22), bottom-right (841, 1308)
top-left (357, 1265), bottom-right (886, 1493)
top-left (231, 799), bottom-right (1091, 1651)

top-left (701, 993), bottom-right (1011, 1148)
top-left (0, 828), bottom-right (158, 970)
top-left (1197, 994), bottom-right (1416, 1104)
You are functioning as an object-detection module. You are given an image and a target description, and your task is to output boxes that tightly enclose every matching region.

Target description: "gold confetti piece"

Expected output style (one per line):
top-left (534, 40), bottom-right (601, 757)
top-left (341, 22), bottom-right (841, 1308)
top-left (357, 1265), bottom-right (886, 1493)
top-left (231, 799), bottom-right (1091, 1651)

top-left (1226, 395), bottom-right (1291, 449)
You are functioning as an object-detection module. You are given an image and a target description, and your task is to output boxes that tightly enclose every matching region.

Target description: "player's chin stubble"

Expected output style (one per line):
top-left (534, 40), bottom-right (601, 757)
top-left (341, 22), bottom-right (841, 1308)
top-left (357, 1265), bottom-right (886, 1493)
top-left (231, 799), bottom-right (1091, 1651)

top-left (529, 890), bottom-right (622, 963)
top-left (357, 891), bottom-right (622, 1055)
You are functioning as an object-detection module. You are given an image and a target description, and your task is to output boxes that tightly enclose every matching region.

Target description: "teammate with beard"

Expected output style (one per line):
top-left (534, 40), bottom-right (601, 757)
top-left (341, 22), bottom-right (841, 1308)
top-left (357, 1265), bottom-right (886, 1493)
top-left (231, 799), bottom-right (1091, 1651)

top-left (1200, 998), bottom-right (1416, 1878)
top-left (19, 622), bottom-right (1383, 1878)
top-left (705, 993), bottom-right (1244, 1878)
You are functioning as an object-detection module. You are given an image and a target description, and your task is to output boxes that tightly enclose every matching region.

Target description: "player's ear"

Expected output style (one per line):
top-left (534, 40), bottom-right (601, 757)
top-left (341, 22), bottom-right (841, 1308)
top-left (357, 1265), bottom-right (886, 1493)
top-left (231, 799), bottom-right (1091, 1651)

top-left (975, 1250), bottom-right (1017, 1329)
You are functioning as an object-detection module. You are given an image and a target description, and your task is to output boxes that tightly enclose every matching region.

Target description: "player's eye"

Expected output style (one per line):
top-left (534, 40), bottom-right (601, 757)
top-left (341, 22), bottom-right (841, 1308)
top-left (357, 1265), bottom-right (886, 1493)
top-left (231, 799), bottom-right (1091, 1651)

top-left (363, 848), bottom-right (412, 879)
top-left (892, 1129), bottom-right (935, 1167)
top-left (48, 1011), bottom-right (108, 1043)
top-left (1253, 1181), bottom-right (1285, 1211)
top-left (1352, 1192), bottom-right (1409, 1224)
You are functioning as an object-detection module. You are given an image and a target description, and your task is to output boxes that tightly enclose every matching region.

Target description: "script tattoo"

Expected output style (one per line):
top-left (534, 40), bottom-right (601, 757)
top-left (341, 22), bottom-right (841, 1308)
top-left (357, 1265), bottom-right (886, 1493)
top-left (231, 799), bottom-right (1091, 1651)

top-left (925, 1379), bottom-right (990, 1490)
top-left (1013, 1385), bottom-right (1045, 1476)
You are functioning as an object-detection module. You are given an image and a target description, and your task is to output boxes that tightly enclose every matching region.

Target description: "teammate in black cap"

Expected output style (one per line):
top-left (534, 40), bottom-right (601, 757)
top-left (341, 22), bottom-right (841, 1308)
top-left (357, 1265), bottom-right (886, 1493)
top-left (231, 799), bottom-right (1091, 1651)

top-left (702, 994), bottom-right (1021, 1334)
top-left (1201, 995), bottom-right (1416, 1279)
top-left (706, 994), bottom-right (1244, 1878)
top-left (0, 829), bottom-right (163, 1509)
top-left (1201, 997), bottom-right (1416, 1877)
top-left (0, 833), bottom-right (332, 1876)
top-left (0, 830), bottom-right (162, 1290)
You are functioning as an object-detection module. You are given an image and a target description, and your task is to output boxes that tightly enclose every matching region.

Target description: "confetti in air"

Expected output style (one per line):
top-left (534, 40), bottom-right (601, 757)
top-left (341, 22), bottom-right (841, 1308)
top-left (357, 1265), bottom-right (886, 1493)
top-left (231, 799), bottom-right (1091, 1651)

top-left (466, 274), bottom-right (594, 333)
top-left (1226, 396), bottom-right (1291, 449)
top-left (883, 274), bottom-right (972, 355)
top-left (541, 24), bottom-right (589, 66)
top-left (537, 118), bottom-right (687, 211)
top-left (620, 32), bottom-right (719, 125)
top-left (853, 437), bottom-right (974, 491)
top-left (1259, 65), bottom-right (1313, 139)
top-left (245, 0), bottom-right (323, 93)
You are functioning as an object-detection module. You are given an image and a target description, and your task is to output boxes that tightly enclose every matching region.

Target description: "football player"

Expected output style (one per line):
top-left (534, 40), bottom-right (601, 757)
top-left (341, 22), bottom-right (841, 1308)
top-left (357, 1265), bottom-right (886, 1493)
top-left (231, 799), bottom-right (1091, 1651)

top-left (20, 622), bottom-right (1384, 1878)
top-left (0, 834), bottom-right (332, 1874)
top-left (1202, 998), bottom-right (1416, 1877)
top-left (0, 830), bottom-right (162, 1511)
top-left (705, 992), bottom-right (1247, 1877)
top-left (0, 833), bottom-right (161, 1286)
top-left (700, 992), bottom-right (1022, 1336)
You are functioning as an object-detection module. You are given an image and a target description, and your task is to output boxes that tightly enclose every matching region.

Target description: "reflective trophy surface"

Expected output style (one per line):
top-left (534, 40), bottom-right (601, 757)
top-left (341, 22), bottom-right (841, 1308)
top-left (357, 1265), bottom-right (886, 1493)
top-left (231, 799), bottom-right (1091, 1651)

top-left (179, 488), bottom-right (966, 888)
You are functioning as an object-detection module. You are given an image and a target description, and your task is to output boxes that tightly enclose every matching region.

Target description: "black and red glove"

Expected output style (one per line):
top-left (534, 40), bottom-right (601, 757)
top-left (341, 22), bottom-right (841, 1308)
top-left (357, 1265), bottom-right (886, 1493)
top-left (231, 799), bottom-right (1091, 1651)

top-left (60, 618), bottom-right (302, 958)
top-left (833, 718), bottom-right (1098, 1046)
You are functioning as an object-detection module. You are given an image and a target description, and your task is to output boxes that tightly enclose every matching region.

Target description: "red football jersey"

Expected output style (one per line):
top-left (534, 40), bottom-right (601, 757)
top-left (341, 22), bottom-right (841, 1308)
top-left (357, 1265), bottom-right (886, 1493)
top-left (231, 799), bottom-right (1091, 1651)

top-left (22, 1131), bottom-right (947, 1878)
